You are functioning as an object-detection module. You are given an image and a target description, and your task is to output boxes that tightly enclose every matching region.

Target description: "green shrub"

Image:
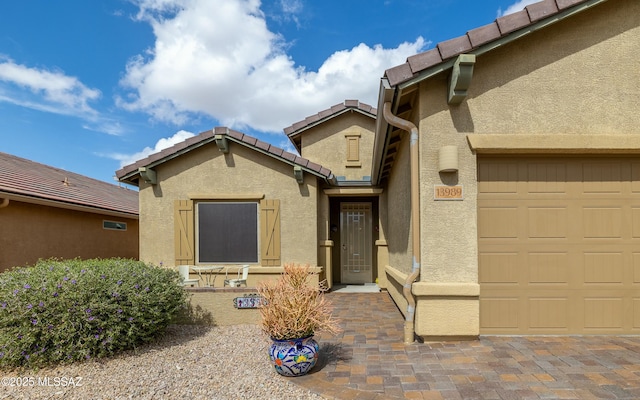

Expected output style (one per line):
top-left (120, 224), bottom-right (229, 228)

top-left (0, 258), bottom-right (187, 367)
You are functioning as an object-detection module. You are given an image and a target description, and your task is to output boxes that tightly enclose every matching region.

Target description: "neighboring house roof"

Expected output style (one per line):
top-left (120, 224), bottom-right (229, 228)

top-left (116, 127), bottom-right (334, 186)
top-left (0, 151), bottom-right (138, 217)
top-left (373, 0), bottom-right (607, 184)
top-left (284, 100), bottom-right (377, 153)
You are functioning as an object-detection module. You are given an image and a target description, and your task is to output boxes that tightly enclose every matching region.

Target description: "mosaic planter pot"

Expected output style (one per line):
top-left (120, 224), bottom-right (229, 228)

top-left (269, 335), bottom-right (319, 377)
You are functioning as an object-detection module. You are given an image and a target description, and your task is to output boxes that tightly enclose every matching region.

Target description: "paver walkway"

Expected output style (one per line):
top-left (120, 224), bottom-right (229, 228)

top-left (293, 292), bottom-right (640, 399)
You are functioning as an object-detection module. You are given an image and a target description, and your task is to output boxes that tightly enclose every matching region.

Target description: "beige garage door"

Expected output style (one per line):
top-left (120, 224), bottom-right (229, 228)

top-left (478, 156), bottom-right (640, 334)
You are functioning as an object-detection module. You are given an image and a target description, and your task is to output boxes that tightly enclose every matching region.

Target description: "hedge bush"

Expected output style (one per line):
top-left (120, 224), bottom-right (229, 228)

top-left (0, 258), bottom-right (188, 367)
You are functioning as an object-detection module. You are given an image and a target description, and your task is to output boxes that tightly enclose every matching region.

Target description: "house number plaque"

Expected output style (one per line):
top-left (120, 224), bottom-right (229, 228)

top-left (434, 185), bottom-right (464, 200)
top-left (233, 294), bottom-right (265, 309)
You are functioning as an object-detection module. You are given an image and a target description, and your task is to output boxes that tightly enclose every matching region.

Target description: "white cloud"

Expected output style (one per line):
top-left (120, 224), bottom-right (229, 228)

top-left (277, 138), bottom-right (297, 155)
top-left (0, 57), bottom-right (126, 136)
top-left (0, 57), bottom-right (101, 116)
top-left (497, 0), bottom-right (539, 17)
top-left (110, 129), bottom-right (196, 168)
top-left (279, 0), bottom-right (302, 15)
top-left (119, 0), bottom-right (426, 133)
top-left (82, 121), bottom-right (126, 136)
top-left (278, 0), bottom-right (302, 26)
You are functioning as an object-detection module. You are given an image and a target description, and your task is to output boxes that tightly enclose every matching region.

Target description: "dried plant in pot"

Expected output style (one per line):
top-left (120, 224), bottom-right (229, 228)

top-left (257, 263), bottom-right (341, 377)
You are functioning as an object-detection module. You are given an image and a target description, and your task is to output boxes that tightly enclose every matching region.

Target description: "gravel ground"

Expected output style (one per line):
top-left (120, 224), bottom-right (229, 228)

top-left (0, 324), bottom-right (324, 400)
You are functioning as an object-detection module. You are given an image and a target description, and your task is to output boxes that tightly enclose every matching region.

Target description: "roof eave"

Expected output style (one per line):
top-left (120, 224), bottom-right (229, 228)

top-left (395, 0), bottom-right (608, 91)
top-left (117, 132), bottom-right (335, 186)
top-left (116, 136), bottom-right (218, 186)
top-left (117, 173), bottom-right (140, 187)
top-left (372, 79), bottom-right (396, 185)
top-left (0, 190), bottom-right (139, 219)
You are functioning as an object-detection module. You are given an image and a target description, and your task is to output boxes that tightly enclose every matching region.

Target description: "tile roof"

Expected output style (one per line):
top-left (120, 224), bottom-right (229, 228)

top-left (0, 152), bottom-right (138, 216)
top-left (283, 100), bottom-right (376, 137)
top-left (115, 127), bottom-right (334, 185)
top-left (384, 0), bottom-right (600, 86)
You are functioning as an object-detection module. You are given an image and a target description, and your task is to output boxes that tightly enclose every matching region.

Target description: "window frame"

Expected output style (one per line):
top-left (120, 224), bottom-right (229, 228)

top-left (103, 220), bottom-right (127, 231)
top-left (195, 201), bottom-right (260, 264)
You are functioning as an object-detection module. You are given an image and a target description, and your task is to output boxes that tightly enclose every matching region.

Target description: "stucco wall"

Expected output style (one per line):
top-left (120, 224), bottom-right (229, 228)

top-left (383, 133), bottom-right (413, 276)
top-left (417, 0), bottom-right (640, 287)
top-left (173, 289), bottom-right (261, 326)
top-left (460, 0), bottom-right (639, 137)
top-left (407, 0), bottom-right (639, 338)
top-left (138, 142), bottom-right (319, 270)
top-left (177, 274), bottom-right (321, 326)
top-left (418, 80), bottom-right (479, 284)
top-left (0, 200), bottom-right (139, 271)
top-left (316, 190), bottom-right (333, 285)
top-left (300, 113), bottom-right (375, 181)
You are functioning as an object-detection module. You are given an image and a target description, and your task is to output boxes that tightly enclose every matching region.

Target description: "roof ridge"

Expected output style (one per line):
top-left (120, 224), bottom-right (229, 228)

top-left (283, 99), bottom-right (377, 136)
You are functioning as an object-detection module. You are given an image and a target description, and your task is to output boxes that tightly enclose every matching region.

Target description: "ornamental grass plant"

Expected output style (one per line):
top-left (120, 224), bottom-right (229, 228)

top-left (257, 263), bottom-right (341, 341)
top-left (0, 258), bottom-right (187, 368)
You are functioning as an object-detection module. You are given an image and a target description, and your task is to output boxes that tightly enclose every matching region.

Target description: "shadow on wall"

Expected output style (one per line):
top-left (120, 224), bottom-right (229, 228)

top-left (381, 136), bottom-right (411, 257)
top-left (172, 302), bottom-right (216, 326)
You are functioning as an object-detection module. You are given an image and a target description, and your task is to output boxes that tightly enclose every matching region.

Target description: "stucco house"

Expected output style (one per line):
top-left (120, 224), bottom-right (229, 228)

top-left (0, 151), bottom-right (139, 271)
top-left (117, 0), bottom-right (640, 340)
top-left (116, 101), bottom-right (377, 287)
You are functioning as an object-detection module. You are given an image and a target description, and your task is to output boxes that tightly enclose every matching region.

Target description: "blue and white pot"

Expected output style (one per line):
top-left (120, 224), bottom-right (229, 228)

top-left (269, 335), bottom-right (319, 376)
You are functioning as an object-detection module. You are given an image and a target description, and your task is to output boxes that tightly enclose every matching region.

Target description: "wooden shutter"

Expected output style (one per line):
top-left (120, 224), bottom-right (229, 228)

top-left (260, 199), bottom-right (281, 266)
top-left (346, 136), bottom-right (359, 162)
top-left (174, 200), bottom-right (194, 265)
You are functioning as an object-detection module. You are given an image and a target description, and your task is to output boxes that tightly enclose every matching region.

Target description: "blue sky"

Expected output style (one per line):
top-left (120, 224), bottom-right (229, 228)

top-left (0, 0), bottom-right (535, 185)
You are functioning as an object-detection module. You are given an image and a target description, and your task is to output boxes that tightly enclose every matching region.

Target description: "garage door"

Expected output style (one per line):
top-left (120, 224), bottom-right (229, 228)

top-left (478, 156), bottom-right (640, 334)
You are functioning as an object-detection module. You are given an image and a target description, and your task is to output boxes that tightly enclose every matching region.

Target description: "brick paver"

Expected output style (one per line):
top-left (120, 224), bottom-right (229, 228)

top-left (292, 292), bottom-right (640, 399)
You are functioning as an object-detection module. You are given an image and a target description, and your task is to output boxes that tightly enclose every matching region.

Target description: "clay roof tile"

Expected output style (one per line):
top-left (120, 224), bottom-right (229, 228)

top-left (496, 9), bottom-right (532, 35)
top-left (385, 63), bottom-right (416, 86)
top-left (1, 151), bottom-right (138, 215)
top-left (526, 0), bottom-right (559, 22)
top-left (467, 22), bottom-right (502, 48)
top-left (437, 35), bottom-right (473, 60)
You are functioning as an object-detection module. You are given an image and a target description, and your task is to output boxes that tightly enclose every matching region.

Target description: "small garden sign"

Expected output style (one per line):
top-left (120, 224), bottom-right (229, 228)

top-left (233, 294), bottom-right (265, 309)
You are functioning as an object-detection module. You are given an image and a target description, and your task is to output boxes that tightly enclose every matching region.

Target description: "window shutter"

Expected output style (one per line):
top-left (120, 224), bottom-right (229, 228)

top-left (346, 137), bottom-right (359, 162)
top-left (174, 200), bottom-right (194, 265)
top-left (260, 199), bottom-right (281, 266)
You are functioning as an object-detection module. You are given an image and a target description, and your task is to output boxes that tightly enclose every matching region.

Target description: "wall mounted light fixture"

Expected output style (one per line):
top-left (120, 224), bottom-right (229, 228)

top-left (438, 145), bottom-right (459, 173)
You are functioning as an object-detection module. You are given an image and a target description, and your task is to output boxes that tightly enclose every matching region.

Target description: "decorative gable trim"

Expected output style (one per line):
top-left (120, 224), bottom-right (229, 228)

top-left (138, 167), bottom-right (157, 185)
top-left (448, 54), bottom-right (476, 105)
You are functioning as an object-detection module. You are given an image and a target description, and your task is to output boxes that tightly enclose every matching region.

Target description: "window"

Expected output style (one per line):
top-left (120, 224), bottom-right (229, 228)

top-left (174, 198), bottom-right (280, 266)
top-left (103, 220), bottom-right (127, 231)
top-left (197, 202), bottom-right (259, 263)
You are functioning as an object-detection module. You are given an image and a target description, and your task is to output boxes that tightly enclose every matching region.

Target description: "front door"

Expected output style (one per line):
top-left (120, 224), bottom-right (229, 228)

top-left (340, 202), bottom-right (373, 284)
